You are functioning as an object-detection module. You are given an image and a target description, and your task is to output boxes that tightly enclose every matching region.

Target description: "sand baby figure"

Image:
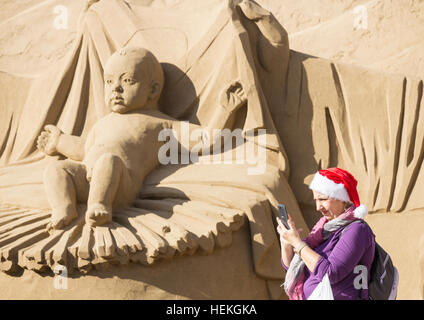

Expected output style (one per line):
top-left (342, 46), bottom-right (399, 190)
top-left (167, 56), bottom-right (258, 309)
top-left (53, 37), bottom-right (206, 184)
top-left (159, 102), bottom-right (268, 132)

top-left (37, 47), bottom-right (247, 230)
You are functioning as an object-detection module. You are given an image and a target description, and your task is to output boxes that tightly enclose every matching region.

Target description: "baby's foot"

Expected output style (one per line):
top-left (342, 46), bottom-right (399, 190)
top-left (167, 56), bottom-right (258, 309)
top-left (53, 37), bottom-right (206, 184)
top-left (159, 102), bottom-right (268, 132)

top-left (47, 206), bottom-right (78, 231)
top-left (86, 203), bottom-right (112, 226)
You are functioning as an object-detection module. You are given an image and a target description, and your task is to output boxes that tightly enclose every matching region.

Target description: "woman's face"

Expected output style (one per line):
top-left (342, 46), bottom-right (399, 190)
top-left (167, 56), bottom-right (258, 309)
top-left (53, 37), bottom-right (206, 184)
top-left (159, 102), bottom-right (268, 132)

top-left (313, 191), bottom-right (346, 220)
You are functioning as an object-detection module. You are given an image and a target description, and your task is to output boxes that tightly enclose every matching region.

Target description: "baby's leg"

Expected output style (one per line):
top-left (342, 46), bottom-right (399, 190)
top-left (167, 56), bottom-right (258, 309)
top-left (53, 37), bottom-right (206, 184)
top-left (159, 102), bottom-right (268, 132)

top-left (44, 160), bottom-right (89, 230)
top-left (86, 153), bottom-right (134, 226)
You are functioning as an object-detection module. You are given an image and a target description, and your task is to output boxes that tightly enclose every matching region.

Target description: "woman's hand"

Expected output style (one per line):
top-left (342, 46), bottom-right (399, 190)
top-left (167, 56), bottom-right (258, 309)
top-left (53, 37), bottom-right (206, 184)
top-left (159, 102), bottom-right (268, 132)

top-left (276, 217), bottom-right (290, 247)
top-left (277, 214), bottom-right (303, 248)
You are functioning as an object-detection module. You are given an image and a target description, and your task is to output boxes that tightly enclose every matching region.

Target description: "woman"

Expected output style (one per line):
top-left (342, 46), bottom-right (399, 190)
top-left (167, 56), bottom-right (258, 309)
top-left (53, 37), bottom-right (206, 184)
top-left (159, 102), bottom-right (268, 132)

top-left (277, 168), bottom-right (375, 300)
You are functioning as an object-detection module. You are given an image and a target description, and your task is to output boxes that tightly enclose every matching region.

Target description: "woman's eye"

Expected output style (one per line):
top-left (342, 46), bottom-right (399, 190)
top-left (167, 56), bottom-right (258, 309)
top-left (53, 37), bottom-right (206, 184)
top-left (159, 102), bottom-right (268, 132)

top-left (106, 79), bottom-right (113, 85)
top-left (123, 78), bottom-right (133, 84)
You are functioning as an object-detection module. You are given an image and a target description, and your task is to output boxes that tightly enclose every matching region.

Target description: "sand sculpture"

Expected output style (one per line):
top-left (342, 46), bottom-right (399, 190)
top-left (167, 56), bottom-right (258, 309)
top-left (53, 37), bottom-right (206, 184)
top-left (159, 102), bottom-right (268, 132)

top-left (0, 0), bottom-right (309, 298)
top-left (0, 0), bottom-right (423, 299)
top-left (36, 46), bottom-right (248, 230)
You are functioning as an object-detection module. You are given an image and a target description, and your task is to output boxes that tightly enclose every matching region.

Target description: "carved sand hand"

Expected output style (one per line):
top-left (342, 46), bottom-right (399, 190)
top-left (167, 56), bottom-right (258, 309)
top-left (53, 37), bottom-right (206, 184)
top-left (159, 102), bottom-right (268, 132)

top-left (84, 0), bottom-right (100, 11)
top-left (37, 125), bottom-right (62, 156)
top-left (237, 0), bottom-right (270, 21)
top-left (219, 81), bottom-right (247, 114)
top-left (237, 0), bottom-right (288, 45)
top-left (236, 0), bottom-right (289, 74)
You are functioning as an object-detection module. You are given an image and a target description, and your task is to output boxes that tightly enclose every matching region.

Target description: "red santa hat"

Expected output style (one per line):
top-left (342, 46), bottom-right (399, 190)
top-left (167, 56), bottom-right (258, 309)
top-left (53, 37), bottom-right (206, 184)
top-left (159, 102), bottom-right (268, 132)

top-left (308, 168), bottom-right (368, 218)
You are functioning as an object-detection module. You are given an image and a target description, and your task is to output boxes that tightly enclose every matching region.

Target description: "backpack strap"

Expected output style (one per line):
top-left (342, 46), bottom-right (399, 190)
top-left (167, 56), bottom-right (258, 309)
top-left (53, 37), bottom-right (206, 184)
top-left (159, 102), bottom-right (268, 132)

top-left (339, 219), bottom-right (375, 238)
top-left (338, 219), bottom-right (364, 237)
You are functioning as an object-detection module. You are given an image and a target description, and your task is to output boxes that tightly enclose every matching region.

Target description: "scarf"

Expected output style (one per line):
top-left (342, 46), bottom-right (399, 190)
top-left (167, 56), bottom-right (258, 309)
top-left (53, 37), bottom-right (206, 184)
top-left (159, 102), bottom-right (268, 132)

top-left (283, 206), bottom-right (357, 300)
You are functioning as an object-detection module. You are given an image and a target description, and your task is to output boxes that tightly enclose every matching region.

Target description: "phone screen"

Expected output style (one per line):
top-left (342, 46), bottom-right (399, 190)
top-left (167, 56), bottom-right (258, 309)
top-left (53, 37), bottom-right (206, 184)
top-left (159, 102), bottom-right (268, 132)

top-left (278, 204), bottom-right (290, 229)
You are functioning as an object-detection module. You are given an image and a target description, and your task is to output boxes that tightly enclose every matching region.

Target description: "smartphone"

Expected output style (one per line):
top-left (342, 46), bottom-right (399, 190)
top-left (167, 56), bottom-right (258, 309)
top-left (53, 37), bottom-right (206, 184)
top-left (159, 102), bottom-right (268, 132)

top-left (278, 204), bottom-right (290, 230)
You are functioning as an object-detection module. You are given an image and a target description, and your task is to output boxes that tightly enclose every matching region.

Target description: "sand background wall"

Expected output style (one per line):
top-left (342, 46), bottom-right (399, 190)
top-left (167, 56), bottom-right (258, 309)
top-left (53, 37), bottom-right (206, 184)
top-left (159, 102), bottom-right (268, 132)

top-left (1, 0), bottom-right (423, 78)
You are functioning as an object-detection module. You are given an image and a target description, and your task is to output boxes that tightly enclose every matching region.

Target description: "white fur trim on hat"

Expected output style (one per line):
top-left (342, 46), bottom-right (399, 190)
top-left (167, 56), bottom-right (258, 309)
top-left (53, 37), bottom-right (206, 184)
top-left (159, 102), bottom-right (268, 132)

top-left (353, 204), bottom-right (368, 219)
top-left (309, 172), bottom-right (350, 203)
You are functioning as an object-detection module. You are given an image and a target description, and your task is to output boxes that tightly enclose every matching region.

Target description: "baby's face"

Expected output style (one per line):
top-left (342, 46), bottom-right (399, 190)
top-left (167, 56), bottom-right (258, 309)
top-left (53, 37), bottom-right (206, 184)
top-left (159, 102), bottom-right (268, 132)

top-left (104, 54), bottom-right (151, 114)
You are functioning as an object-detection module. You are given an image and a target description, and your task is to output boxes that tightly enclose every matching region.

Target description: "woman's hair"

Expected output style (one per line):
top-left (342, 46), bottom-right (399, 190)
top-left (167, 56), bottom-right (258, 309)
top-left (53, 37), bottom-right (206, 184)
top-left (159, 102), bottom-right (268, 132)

top-left (344, 201), bottom-right (354, 210)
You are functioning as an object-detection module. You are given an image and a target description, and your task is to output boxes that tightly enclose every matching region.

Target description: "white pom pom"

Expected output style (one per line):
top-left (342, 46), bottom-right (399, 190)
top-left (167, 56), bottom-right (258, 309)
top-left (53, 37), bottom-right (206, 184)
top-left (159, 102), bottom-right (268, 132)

top-left (354, 204), bottom-right (368, 219)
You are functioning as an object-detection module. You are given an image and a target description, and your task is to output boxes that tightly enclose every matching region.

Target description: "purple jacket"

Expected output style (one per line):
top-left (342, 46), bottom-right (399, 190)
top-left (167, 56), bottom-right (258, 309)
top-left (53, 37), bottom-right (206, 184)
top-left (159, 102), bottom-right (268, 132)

top-left (282, 221), bottom-right (375, 300)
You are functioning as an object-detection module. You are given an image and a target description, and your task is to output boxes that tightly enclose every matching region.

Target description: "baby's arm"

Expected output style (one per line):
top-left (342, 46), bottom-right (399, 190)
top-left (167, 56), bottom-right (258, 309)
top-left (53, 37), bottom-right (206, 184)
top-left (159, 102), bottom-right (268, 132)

top-left (57, 133), bottom-right (86, 161)
top-left (37, 125), bottom-right (85, 161)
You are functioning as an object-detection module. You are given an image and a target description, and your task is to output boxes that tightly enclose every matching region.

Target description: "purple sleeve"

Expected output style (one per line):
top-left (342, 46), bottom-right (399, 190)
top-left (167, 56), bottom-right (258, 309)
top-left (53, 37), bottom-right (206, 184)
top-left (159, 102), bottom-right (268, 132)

top-left (281, 258), bottom-right (288, 271)
top-left (312, 223), bottom-right (372, 284)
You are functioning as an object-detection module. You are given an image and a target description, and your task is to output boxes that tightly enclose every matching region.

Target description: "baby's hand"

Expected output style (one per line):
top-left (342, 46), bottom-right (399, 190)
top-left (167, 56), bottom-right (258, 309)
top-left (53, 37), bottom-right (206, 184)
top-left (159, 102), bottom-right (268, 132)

top-left (37, 125), bottom-right (62, 155)
top-left (219, 80), bottom-right (247, 114)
